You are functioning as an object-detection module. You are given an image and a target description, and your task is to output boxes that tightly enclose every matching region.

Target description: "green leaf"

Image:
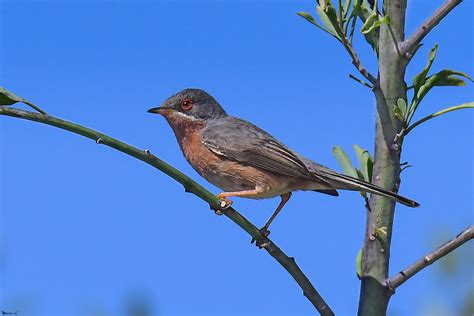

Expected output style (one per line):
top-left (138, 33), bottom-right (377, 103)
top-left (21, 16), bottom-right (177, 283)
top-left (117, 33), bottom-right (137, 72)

top-left (396, 98), bottom-right (407, 115)
top-left (316, 5), bottom-right (342, 40)
top-left (297, 12), bottom-right (337, 37)
top-left (361, 13), bottom-right (389, 35)
top-left (343, 0), bottom-right (352, 19)
top-left (319, 0), bottom-right (329, 10)
top-left (353, 0), bottom-right (374, 22)
top-left (394, 98), bottom-right (407, 121)
top-left (356, 248), bottom-right (363, 279)
top-left (372, 15), bottom-right (390, 28)
top-left (406, 102), bottom-right (474, 134)
top-left (412, 44), bottom-right (438, 92)
top-left (416, 69), bottom-right (473, 102)
top-left (353, 144), bottom-right (374, 182)
top-left (0, 87), bottom-right (26, 106)
top-left (325, 4), bottom-right (346, 39)
top-left (360, 11), bottom-right (378, 34)
top-left (332, 146), bottom-right (358, 178)
top-left (431, 75), bottom-right (466, 87)
top-left (297, 11), bottom-right (315, 23)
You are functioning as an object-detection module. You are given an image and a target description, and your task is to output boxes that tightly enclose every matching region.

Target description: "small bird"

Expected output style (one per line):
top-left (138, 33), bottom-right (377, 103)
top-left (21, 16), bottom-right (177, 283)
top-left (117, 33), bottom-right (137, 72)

top-left (148, 89), bottom-right (419, 240)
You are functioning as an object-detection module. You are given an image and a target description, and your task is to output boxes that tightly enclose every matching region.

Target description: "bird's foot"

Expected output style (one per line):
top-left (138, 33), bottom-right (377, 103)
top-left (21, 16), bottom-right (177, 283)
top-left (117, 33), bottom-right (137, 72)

top-left (251, 227), bottom-right (271, 248)
top-left (214, 195), bottom-right (233, 215)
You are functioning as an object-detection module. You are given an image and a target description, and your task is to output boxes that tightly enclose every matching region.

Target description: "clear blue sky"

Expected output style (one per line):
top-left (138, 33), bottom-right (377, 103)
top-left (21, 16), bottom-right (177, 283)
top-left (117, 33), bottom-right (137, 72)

top-left (1, 1), bottom-right (473, 315)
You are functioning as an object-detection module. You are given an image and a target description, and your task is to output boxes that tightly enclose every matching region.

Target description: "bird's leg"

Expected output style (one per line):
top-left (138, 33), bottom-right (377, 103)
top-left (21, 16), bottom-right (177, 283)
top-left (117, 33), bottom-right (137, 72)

top-left (216, 189), bottom-right (264, 210)
top-left (261, 192), bottom-right (292, 235)
top-left (251, 192), bottom-right (292, 248)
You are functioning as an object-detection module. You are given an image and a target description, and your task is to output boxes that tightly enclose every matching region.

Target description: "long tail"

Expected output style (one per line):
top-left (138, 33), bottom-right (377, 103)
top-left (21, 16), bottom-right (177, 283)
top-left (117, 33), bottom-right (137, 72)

top-left (317, 170), bottom-right (420, 208)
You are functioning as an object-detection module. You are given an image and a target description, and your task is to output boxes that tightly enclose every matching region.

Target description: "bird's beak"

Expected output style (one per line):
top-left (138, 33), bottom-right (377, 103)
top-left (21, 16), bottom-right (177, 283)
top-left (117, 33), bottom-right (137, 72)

top-left (147, 107), bottom-right (173, 115)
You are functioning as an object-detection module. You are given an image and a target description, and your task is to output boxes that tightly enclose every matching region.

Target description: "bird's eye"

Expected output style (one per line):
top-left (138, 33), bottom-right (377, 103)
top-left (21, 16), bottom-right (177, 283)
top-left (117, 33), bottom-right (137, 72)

top-left (180, 98), bottom-right (193, 111)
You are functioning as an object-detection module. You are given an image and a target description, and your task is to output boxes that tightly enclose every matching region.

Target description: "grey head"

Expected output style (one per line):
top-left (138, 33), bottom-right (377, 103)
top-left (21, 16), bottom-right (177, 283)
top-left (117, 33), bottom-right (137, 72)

top-left (148, 88), bottom-right (227, 120)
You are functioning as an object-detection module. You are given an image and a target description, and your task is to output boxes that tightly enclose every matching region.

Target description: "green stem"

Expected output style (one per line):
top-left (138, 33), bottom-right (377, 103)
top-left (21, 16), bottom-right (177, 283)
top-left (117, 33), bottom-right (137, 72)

top-left (405, 103), bottom-right (474, 134)
top-left (23, 100), bottom-right (47, 114)
top-left (0, 106), bottom-right (334, 316)
top-left (349, 74), bottom-right (374, 88)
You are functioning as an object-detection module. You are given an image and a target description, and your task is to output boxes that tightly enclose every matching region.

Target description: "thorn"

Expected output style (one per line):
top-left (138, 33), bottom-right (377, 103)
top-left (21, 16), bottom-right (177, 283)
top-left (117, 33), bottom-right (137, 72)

top-left (96, 138), bottom-right (102, 144)
top-left (424, 255), bottom-right (432, 264)
top-left (144, 149), bottom-right (151, 154)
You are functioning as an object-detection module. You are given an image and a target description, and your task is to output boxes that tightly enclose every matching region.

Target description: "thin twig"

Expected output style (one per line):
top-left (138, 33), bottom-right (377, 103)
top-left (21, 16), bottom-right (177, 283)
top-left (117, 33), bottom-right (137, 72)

top-left (401, 0), bottom-right (462, 58)
top-left (23, 100), bottom-right (47, 115)
top-left (0, 106), bottom-right (334, 316)
top-left (386, 225), bottom-right (474, 291)
top-left (341, 34), bottom-right (377, 84)
top-left (405, 102), bottom-right (474, 135)
top-left (349, 74), bottom-right (374, 88)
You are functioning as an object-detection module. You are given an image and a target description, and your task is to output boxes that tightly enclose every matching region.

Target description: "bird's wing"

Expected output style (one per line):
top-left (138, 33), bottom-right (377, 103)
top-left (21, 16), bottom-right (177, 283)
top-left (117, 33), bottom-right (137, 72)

top-left (201, 117), bottom-right (332, 186)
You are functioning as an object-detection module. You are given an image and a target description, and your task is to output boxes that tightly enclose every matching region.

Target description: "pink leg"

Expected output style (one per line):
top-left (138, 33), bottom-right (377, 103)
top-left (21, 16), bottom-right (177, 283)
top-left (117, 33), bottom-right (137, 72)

top-left (216, 189), bottom-right (264, 209)
top-left (250, 192), bottom-right (292, 248)
top-left (262, 192), bottom-right (292, 232)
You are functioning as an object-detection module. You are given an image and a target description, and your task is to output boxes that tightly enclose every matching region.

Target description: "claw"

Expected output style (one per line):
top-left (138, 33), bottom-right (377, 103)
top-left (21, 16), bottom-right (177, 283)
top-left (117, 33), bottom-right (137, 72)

top-left (251, 227), bottom-right (271, 248)
top-left (216, 196), bottom-right (233, 209)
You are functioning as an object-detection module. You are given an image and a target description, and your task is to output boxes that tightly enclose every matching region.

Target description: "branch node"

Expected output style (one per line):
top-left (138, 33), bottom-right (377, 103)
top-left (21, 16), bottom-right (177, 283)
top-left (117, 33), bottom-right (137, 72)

top-left (423, 255), bottom-right (432, 265)
top-left (403, 0), bottom-right (462, 57)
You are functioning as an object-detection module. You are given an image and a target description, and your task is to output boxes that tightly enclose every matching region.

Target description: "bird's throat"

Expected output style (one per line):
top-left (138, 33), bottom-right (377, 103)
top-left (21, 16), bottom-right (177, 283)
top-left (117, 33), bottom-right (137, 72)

top-left (162, 111), bottom-right (205, 144)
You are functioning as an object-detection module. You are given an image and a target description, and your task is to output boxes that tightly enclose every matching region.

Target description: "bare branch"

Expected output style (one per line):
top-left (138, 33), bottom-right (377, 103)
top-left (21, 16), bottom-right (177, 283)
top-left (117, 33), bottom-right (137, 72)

top-left (341, 36), bottom-right (377, 84)
top-left (0, 106), bottom-right (334, 316)
top-left (401, 0), bottom-right (462, 58)
top-left (386, 225), bottom-right (474, 291)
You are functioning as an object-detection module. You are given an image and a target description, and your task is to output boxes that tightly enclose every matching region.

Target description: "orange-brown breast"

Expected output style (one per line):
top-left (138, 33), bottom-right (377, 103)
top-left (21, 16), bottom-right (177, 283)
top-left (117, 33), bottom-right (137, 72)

top-left (162, 112), bottom-right (329, 198)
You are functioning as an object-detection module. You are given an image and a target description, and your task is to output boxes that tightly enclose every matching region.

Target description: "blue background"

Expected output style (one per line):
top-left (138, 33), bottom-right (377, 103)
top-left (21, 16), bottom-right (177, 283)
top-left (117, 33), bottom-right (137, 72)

top-left (1, 1), bottom-right (473, 315)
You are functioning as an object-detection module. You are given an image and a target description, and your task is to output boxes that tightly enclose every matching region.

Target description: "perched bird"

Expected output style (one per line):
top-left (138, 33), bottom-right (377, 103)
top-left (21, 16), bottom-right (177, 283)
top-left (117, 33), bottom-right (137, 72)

top-left (148, 89), bottom-right (419, 239)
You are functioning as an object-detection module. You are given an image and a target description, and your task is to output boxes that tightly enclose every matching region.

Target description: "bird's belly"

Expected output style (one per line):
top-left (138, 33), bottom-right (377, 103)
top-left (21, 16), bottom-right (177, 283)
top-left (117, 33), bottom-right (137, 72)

top-left (176, 127), bottom-right (328, 199)
top-left (180, 136), bottom-right (292, 198)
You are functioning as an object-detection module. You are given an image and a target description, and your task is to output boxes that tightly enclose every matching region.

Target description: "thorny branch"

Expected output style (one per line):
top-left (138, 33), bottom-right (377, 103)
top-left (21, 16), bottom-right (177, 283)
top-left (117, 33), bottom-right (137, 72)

top-left (0, 106), bottom-right (334, 316)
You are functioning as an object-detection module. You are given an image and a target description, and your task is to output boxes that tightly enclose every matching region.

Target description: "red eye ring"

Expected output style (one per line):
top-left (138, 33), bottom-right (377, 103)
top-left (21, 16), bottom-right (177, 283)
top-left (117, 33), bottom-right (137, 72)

top-left (181, 98), bottom-right (193, 111)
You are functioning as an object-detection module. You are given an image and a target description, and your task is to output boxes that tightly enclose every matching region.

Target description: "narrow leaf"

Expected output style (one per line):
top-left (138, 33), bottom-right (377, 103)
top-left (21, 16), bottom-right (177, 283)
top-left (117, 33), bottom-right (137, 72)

top-left (297, 12), bottom-right (336, 37)
top-left (0, 87), bottom-right (25, 106)
top-left (343, 0), bottom-right (352, 19)
top-left (394, 98), bottom-right (407, 122)
top-left (412, 44), bottom-right (438, 92)
top-left (356, 248), bottom-right (363, 279)
top-left (397, 98), bottom-right (407, 116)
top-left (372, 15), bottom-right (390, 28)
top-left (332, 146), bottom-right (358, 178)
top-left (360, 12), bottom-right (378, 34)
top-left (316, 5), bottom-right (340, 39)
top-left (416, 69), bottom-right (473, 102)
top-left (406, 102), bottom-right (474, 134)
top-left (432, 75), bottom-right (466, 87)
top-left (353, 144), bottom-right (373, 182)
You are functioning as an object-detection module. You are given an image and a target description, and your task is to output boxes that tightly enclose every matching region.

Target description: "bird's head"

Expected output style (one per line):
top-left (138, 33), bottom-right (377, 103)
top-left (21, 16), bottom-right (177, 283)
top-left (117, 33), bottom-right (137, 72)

top-left (148, 88), bottom-right (227, 122)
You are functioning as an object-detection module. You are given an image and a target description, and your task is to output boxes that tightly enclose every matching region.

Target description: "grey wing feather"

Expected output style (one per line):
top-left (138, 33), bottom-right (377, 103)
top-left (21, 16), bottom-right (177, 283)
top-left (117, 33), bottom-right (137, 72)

top-left (201, 117), bottom-right (331, 186)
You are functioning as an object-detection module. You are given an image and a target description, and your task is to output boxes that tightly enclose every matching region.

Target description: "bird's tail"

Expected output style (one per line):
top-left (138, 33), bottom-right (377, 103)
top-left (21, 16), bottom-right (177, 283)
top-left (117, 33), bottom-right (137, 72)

top-left (317, 170), bottom-right (419, 208)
